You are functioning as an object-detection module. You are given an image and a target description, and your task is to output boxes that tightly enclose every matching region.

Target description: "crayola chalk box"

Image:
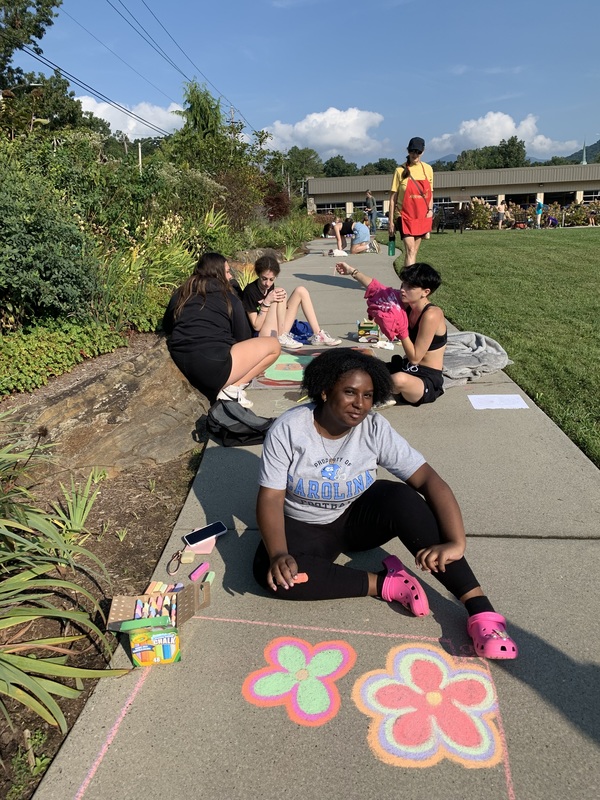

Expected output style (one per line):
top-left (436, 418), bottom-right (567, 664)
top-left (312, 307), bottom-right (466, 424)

top-left (357, 319), bottom-right (380, 343)
top-left (129, 625), bottom-right (180, 667)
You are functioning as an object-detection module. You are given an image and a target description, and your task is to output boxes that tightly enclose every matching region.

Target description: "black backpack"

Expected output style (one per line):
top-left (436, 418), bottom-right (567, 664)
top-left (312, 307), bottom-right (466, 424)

top-left (206, 400), bottom-right (275, 447)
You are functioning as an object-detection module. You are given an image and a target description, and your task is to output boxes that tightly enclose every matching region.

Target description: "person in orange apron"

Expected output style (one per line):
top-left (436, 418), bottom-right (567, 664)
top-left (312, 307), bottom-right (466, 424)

top-left (388, 137), bottom-right (434, 271)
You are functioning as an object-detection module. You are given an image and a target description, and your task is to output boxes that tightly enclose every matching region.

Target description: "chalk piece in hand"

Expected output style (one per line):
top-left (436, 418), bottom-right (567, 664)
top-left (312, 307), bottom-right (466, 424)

top-left (293, 572), bottom-right (309, 584)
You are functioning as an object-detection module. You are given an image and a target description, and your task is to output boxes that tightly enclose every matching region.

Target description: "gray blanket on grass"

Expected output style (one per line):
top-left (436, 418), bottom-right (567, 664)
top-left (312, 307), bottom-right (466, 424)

top-left (442, 331), bottom-right (512, 388)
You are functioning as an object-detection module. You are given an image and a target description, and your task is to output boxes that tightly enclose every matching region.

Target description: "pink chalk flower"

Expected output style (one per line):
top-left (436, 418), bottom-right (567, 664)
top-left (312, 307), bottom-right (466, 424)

top-left (353, 643), bottom-right (502, 768)
top-left (243, 637), bottom-right (356, 727)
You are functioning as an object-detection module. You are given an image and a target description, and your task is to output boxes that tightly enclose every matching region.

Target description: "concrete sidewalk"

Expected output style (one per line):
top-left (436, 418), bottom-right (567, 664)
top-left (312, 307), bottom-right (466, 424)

top-left (35, 242), bottom-right (600, 800)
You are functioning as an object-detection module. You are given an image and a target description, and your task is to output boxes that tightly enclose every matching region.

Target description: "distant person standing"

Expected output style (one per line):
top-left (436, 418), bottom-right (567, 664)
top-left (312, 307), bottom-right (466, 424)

top-left (365, 190), bottom-right (377, 235)
top-left (535, 199), bottom-right (544, 229)
top-left (496, 199), bottom-right (506, 230)
top-left (389, 137), bottom-right (434, 269)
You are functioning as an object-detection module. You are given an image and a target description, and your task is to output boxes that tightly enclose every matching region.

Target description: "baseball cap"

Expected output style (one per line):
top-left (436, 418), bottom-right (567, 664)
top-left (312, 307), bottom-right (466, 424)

top-left (407, 137), bottom-right (425, 152)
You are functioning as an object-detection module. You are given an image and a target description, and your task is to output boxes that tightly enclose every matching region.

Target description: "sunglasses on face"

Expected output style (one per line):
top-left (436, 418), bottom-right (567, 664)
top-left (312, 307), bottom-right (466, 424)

top-left (408, 149), bottom-right (422, 155)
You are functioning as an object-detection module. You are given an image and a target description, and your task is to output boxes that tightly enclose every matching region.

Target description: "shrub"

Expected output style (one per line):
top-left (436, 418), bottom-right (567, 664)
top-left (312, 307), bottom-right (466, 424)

top-left (0, 321), bottom-right (126, 396)
top-left (185, 207), bottom-right (241, 260)
top-left (563, 202), bottom-right (588, 227)
top-left (468, 198), bottom-right (494, 230)
top-left (0, 164), bottom-right (99, 330)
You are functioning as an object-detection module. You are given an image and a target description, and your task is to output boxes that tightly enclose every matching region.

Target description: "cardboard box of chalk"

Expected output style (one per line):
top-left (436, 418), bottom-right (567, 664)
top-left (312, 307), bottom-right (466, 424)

top-left (107, 576), bottom-right (214, 666)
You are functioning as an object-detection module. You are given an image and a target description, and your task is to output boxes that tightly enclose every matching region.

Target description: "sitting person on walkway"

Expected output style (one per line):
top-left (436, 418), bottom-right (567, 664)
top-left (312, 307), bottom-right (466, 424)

top-left (241, 253), bottom-right (341, 349)
top-left (163, 252), bottom-right (280, 409)
top-left (335, 261), bottom-right (446, 406)
top-left (326, 218), bottom-right (374, 254)
top-left (252, 348), bottom-right (517, 660)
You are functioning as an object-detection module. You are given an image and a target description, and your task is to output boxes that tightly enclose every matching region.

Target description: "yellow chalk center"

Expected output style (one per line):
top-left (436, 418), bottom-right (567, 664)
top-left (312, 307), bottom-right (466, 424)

top-left (295, 669), bottom-right (310, 681)
top-left (426, 691), bottom-right (443, 706)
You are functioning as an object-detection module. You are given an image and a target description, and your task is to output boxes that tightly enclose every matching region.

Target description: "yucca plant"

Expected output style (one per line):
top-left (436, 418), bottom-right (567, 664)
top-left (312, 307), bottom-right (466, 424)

top-left (0, 412), bottom-right (130, 732)
top-left (230, 263), bottom-right (257, 291)
top-left (51, 472), bottom-right (103, 546)
top-left (282, 244), bottom-right (297, 262)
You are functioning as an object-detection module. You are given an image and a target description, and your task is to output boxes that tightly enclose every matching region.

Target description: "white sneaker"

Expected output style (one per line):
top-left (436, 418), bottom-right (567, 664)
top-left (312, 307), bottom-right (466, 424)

top-left (309, 330), bottom-right (342, 346)
top-left (278, 332), bottom-right (303, 350)
top-left (216, 385), bottom-right (254, 408)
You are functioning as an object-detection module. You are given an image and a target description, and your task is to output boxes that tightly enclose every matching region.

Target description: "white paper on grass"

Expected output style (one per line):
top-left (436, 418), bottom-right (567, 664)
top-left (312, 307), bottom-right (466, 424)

top-left (468, 394), bottom-right (529, 410)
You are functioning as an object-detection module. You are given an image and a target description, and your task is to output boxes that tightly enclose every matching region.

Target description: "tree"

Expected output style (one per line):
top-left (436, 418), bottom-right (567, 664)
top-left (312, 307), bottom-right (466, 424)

top-left (323, 154), bottom-right (358, 177)
top-left (430, 159), bottom-right (455, 172)
top-left (497, 136), bottom-right (527, 168)
top-left (359, 158), bottom-right (398, 175)
top-left (284, 146), bottom-right (323, 191)
top-left (455, 136), bottom-right (528, 170)
top-left (0, 1), bottom-right (62, 87)
top-left (1, 70), bottom-right (110, 139)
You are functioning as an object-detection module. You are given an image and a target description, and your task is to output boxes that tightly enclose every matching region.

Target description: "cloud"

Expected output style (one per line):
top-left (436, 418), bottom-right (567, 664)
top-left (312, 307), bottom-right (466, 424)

top-left (266, 107), bottom-right (386, 158)
top-left (429, 111), bottom-right (578, 157)
top-left (78, 96), bottom-right (183, 138)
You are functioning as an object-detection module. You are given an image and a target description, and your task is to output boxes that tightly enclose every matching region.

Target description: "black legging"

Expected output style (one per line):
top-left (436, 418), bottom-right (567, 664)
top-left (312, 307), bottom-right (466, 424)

top-left (253, 480), bottom-right (480, 601)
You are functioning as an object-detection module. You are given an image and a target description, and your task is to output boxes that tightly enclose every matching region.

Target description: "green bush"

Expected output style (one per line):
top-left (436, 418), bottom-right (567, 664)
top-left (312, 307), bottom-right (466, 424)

top-left (0, 164), bottom-right (99, 330)
top-left (242, 213), bottom-right (324, 251)
top-left (563, 202), bottom-right (589, 227)
top-left (0, 321), bottom-right (126, 395)
top-left (468, 199), bottom-right (494, 230)
top-left (91, 214), bottom-right (197, 332)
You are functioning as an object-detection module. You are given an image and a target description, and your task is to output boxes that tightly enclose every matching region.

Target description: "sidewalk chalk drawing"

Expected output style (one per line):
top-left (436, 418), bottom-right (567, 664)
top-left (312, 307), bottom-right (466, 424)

top-left (242, 636), bottom-right (356, 726)
top-left (352, 643), bottom-right (502, 769)
top-left (252, 352), bottom-right (316, 388)
top-left (251, 347), bottom-right (373, 388)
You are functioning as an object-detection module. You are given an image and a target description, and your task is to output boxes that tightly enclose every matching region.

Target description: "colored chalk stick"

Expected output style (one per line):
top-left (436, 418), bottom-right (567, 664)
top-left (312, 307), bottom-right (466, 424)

top-left (189, 562), bottom-right (209, 582)
top-left (203, 571), bottom-right (216, 585)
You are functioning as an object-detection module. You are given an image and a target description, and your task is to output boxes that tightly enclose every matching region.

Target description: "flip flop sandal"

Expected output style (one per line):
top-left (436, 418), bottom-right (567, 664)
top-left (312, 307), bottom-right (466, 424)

top-left (381, 555), bottom-right (430, 616)
top-left (467, 611), bottom-right (518, 659)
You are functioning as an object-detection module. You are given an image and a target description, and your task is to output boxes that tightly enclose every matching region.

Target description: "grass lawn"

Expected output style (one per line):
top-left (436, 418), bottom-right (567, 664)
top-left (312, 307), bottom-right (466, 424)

top-left (379, 227), bottom-right (600, 467)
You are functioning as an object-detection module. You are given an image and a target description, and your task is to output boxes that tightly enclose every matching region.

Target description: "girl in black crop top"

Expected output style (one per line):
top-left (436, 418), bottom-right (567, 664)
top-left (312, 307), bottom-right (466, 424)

top-left (335, 261), bottom-right (447, 407)
top-left (408, 303), bottom-right (448, 350)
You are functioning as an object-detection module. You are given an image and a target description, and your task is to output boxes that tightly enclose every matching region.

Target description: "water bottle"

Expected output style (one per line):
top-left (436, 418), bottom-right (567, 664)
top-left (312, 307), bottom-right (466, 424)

top-left (387, 234), bottom-right (396, 257)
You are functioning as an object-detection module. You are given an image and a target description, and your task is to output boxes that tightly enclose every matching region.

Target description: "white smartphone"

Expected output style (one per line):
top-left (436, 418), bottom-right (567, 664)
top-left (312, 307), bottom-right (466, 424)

top-left (182, 521), bottom-right (227, 548)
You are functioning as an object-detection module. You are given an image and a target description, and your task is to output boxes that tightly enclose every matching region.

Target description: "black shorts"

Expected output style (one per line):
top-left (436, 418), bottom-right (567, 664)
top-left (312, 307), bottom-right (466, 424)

top-left (387, 354), bottom-right (444, 406)
top-left (169, 343), bottom-right (232, 403)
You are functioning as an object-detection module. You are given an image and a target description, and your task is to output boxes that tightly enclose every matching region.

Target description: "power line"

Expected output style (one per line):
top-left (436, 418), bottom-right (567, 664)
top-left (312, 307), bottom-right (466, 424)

top-left (61, 8), bottom-right (179, 105)
top-left (137, 0), bottom-right (257, 134)
top-left (103, 0), bottom-right (191, 83)
top-left (5, 36), bottom-right (173, 137)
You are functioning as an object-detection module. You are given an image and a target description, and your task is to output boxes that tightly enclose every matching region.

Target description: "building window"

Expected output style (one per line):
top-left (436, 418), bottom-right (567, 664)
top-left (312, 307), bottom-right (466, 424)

top-left (475, 195), bottom-right (498, 205)
top-left (583, 189), bottom-right (600, 202)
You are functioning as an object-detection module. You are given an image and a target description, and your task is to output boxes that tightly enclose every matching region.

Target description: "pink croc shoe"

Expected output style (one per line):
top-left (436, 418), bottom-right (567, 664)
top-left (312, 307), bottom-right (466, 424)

top-left (381, 555), bottom-right (429, 616)
top-left (467, 612), bottom-right (518, 659)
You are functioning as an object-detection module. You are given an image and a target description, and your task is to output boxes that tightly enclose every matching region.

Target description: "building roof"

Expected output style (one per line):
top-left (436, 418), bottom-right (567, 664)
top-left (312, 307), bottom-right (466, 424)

top-left (306, 164), bottom-right (600, 195)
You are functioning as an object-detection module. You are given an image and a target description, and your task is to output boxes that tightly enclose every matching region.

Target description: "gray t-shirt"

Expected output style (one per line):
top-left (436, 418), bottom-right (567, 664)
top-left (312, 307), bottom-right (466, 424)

top-left (259, 404), bottom-right (426, 524)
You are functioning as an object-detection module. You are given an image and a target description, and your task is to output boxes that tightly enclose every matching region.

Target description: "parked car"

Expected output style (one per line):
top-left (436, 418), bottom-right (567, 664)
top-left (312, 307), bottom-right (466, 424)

top-left (376, 213), bottom-right (389, 228)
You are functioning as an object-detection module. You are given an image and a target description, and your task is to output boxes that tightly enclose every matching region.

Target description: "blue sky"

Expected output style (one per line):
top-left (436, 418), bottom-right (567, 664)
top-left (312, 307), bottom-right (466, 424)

top-left (12, 0), bottom-right (600, 163)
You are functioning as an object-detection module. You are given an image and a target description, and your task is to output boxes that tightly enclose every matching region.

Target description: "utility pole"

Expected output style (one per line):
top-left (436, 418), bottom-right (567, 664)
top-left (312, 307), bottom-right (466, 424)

top-left (138, 141), bottom-right (142, 176)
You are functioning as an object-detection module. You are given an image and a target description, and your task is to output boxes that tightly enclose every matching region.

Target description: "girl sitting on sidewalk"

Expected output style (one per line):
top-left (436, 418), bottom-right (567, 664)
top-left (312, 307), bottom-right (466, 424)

top-left (242, 254), bottom-right (341, 350)
top-left (336, 261), bottom-right (446, 406)
top-left (253, 348), bottom-right (518, 660)
top-left (163, 252), bottom-right (280, 409)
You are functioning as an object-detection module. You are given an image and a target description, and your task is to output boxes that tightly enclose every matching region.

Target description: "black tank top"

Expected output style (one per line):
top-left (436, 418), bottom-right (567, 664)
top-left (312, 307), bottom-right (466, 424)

top-left (408, 304), bottom-right (447, 351)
